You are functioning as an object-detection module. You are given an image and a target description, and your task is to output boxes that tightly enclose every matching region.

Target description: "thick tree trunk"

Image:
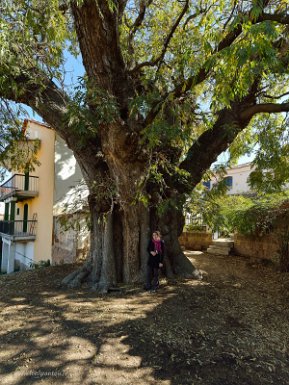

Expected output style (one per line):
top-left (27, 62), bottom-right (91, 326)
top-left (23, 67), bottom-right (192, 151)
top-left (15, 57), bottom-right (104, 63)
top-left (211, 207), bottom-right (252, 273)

top-left (150, 205), bottom-right (201, 279)
top-left (62, 186), bottom-right (200, 291)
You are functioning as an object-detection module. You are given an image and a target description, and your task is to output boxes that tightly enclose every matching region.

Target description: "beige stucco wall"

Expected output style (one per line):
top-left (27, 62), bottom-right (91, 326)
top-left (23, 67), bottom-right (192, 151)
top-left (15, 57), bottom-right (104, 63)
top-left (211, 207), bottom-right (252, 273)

top-left (52, 213), bottom-right (89, 264)
top-left (179, 231), bottom-right (212, 251)
top-left (52, 135), bottom-right (89, 264)
top-left (54, 135), bottom-right (87, 215)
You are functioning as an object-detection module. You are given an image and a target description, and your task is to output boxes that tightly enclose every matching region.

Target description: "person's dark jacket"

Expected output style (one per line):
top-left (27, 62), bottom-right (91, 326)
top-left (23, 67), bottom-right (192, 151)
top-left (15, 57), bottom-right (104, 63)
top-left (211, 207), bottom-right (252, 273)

top-left (147, 240), bottom-right (165, 268)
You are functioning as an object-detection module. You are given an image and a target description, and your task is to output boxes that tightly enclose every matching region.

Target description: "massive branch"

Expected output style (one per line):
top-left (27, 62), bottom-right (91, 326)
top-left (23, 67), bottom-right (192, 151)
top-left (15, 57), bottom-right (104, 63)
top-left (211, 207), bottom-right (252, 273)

top-left (71, 0), bottom-right (132, 111)
top-left (240, 102), bottom-right (289, 120)
top-left (174, 79), bottom-right (262, 193)
top-left (178, 107), bottom-right (251, 191)
top-left (0, 68), bottom-right (106, 183)
top-left (175, 96), bottom-right (289, 194)
top-left (2, 74), bottom-right (68, 136)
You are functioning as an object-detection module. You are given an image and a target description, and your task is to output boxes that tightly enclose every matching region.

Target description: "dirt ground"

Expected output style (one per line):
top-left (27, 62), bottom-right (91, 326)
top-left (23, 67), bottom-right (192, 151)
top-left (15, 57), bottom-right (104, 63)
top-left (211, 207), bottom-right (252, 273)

top-left (0, 251), bottom-right (288, 385)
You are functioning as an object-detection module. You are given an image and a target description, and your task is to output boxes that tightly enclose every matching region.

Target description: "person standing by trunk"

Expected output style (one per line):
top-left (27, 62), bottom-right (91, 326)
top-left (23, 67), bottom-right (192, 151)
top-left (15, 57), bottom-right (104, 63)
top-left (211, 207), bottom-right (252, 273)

top-left (145, 231), bottom-right (165, 291)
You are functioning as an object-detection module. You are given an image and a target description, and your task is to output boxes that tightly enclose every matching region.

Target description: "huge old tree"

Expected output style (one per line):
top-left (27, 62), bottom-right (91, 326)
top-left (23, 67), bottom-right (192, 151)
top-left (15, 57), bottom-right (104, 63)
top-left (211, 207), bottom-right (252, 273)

top-left (1, 0), bottom-right (289, 289)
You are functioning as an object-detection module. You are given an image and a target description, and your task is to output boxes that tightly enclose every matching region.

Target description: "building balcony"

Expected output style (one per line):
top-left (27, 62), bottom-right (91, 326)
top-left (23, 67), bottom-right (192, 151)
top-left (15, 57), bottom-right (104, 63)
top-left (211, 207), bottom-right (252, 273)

top-left (0, 220), bottom-right (37, 241)
top-left (0, 174), bottom-right (39, 202)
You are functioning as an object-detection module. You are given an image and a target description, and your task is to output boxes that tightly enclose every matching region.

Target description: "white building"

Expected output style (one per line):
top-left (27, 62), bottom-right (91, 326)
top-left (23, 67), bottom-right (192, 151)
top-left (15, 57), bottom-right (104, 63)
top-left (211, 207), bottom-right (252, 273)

top-left (185, 163), bottom-right (254, 226)
top-left (204, 162), bottom-right (254, 195)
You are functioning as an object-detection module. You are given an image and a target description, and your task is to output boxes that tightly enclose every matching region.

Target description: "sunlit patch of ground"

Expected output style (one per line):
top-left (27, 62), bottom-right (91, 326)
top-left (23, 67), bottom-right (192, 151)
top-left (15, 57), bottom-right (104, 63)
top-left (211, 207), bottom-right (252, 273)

top-left (0, 252), bottom-right (288, 385)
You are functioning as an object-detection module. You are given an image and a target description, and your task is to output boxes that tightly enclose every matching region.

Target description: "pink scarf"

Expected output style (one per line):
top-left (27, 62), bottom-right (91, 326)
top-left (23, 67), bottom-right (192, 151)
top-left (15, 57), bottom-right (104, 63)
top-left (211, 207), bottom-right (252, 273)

top-left (153, 239), bottom-right (162, 254)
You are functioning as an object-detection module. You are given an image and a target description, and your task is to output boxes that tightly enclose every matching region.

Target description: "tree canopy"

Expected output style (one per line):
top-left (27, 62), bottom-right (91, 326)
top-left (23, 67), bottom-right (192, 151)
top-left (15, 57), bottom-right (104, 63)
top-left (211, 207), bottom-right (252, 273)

top-left (1, 0), bottom-right (289, 190)
top-left (1, 0), bottom-right (289, 286)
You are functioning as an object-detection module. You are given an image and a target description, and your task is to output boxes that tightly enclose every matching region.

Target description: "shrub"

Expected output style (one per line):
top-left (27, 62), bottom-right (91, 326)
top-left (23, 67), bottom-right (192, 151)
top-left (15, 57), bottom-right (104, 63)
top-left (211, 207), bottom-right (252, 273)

top-left (185, 224), bottom-right (207, 232)
top-left (30, 259), bottom-right (51, 269)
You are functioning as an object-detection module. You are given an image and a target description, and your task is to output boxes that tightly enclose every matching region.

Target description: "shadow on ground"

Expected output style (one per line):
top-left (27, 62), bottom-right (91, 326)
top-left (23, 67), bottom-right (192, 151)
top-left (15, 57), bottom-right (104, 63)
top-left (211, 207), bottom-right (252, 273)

top-left (0, 252), bottom-right (288, 385)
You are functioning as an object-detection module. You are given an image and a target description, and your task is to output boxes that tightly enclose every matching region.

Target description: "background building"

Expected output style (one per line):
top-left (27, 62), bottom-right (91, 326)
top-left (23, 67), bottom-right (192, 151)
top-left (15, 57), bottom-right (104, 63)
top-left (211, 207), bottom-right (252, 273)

top-left (0, 120), bottom-right (89, 273)
top-left (185, 163), bottom-right (254, 227)
top-left (52, 135), bottom-right (89, 264)
top-left (205, 163), bottom-right (253, 195)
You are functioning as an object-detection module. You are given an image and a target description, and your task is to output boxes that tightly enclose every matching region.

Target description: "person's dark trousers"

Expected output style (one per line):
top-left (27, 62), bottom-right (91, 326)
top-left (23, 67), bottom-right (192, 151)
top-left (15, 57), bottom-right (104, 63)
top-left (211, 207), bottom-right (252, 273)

top-left (145, 265), bottom-right (159, 290)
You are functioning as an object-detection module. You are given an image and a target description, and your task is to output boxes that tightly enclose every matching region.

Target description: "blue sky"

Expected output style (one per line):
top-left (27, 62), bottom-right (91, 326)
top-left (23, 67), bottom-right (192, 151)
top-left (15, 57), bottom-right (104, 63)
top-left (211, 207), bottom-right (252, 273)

top-left (217, 152), bottom-right (254, 165)
top-left (62, 50), bottom-right (85, 91)
top-left (24, 50), bottom-right (85, 121)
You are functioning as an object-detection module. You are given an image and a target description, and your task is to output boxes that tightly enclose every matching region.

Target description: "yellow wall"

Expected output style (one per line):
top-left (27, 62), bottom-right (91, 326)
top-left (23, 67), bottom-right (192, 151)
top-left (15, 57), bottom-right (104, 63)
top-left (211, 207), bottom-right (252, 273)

top-left (4, 119), bottom-right (88, 266)
top-left (24, 121), bottom-right (55, 263)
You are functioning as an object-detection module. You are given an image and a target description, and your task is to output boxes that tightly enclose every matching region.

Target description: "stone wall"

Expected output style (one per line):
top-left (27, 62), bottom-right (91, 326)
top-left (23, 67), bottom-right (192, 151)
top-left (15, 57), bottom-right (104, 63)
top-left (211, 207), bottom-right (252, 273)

top-left (233, 233), bottom-right (279, 261)
top-left (52, 213), bottom-right (89, 264)
top-left (179, 231), bottom-right (281, 261)
top-left (179, 231), bottom-right (212, 251)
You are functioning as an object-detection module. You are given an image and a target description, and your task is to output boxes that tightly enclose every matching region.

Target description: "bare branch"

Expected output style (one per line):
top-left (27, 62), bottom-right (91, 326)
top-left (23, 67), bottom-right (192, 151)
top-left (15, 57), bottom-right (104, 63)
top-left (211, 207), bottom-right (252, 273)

top-left (183, 12), bottom-right (199, 29)
top-left (71, 0), bottom-right (133, 110)
top-left (155, 0), bottom-right (190, 72)
top-left (259, 11), bottom-right (289, 24)
top-left (127, 0), bottom-right (153, 60)
top-left (263, 91), bottom-right (289, 100)
top-left (130, 0), bottom-right (189, 73)
top-left (143, 67), bottom-right (207, 127)
top-left (130, 0), bottom-right (153, 36)
top-left (222, 0), bottom-right (237, 31)
top-left (117, 0), bottom-right (128, 19)
top-left (183, 2), bottom-right (215, 30)
top-left (130, 2), bottom-right (289, 75)
top-left (2, 72), bottom-right (68, 135)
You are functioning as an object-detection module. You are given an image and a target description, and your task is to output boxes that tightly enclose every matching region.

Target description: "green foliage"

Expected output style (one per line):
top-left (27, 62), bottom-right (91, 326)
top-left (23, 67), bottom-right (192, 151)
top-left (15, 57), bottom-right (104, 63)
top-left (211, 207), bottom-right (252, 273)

top-left (64, 79), bottom-right (119, 146)
top-left (6, 139), bottom-right (41, 173)
top-left (185, 223), bottom-right (207, 232)
top-left (248, 115), bottom-right (289, 193)
top-left (0, 0), bottom-right (68, 79)
top-left (0, 103), bottom-right (41, 172)
top-left (30, 259), bottom-right (51, 269)
top-left (120, 0), bottom-right (289, 191)
top-left (0, 103), bottom-right (26, 154)
top-left (188, 186), bottom-right (289, 237)
top-left (223, 197), bottom-right (272, 236)
top-left (1, 0), bottom-right (289, 207)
